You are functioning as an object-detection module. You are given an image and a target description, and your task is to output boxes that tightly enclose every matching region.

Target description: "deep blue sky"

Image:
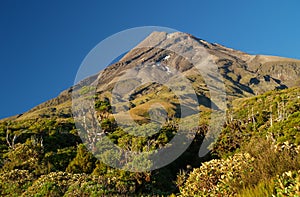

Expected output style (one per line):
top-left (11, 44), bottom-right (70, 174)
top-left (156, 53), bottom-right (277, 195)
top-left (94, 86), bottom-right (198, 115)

top-left (1, 0), bottom-right (300, 119)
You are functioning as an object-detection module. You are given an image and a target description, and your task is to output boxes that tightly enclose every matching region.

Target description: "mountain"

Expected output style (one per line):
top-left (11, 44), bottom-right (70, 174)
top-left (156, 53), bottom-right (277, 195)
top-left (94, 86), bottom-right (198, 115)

top-left (0, 32), bottom-right (300, 196)
top-left (3, 31), bottom-right (300, 122)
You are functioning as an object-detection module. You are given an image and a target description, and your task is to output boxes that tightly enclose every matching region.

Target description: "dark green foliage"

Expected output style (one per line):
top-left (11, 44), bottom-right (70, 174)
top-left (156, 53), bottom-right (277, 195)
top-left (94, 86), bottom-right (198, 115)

top-left (44, 147), bottom-right (76, 172)
top-left (2, 139), bottom-right (47, 175)
top-left (43, 130), bottom-right (81, 152)
top-left (66, 144), bottom-right (97, 174)
top-left (0, 87), bottom-right (299, 196)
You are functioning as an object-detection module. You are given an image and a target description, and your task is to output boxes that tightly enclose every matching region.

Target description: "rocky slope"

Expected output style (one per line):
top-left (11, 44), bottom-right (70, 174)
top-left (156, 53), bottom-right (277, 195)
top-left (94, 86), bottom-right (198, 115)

top-left (3, 31), bottom-right (300, 122)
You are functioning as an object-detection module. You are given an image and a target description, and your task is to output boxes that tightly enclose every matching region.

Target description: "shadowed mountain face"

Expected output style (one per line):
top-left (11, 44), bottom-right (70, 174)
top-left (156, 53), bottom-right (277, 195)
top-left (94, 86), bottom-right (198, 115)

top-left (3, 31), bottom-right (300, 121)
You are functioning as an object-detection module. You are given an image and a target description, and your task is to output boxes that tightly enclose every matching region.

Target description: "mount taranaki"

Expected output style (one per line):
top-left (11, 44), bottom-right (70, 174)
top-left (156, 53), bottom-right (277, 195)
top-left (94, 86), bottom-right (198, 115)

top-left (2, 31), bottom-right (300, 122)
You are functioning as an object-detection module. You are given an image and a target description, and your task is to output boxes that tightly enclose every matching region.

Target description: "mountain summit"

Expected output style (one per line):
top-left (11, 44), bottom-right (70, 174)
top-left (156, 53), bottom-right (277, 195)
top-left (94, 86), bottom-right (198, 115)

top-left (3, 31), bottom-right (300, 121)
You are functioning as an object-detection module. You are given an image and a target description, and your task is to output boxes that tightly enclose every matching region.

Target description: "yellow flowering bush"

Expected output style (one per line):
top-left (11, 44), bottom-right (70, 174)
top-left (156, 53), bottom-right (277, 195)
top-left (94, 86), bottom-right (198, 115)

top-left (273, 170), bottom-right (300, 197)
top-left (22, 172), bottom-right (83, 196)
top-left (21, 171), bottom-right (136, 196)
top-left (179, 153), bottom-right (254, 196)
top-left (0, 169), bottom-right (34, 196)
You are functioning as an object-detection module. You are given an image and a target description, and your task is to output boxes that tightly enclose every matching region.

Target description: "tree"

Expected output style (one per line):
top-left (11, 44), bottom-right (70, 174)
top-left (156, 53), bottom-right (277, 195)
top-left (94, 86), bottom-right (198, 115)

top-left (2, 139), bottom-right (46, 175)
top-left (66, 144), bottom-right (96, 174)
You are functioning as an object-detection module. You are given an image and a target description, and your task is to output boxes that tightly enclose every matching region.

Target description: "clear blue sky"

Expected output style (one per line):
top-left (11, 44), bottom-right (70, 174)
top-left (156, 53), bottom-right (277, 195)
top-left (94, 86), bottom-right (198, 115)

top-left (1, 0), bottom-right (300, 119)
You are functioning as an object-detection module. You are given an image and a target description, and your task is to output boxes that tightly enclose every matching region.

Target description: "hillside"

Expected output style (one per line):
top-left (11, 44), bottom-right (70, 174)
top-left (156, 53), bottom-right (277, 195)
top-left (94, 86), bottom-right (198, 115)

top-left (180, 87), bottom-right (300, 196)
top-left (0, 32), bottom-right (299, 196)
top-left (3, 32), bottom-right (300, 123)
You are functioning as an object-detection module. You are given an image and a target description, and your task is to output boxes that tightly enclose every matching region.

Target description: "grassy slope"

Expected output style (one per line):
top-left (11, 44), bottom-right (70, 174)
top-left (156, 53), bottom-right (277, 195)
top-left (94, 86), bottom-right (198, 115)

top-left (0, 87), bottom-right (299, 196)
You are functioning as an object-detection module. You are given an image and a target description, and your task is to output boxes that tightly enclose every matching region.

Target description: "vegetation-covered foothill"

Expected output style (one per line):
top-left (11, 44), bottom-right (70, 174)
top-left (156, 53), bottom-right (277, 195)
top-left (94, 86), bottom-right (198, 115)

top-left (0, 87), bottom-right (299, 196)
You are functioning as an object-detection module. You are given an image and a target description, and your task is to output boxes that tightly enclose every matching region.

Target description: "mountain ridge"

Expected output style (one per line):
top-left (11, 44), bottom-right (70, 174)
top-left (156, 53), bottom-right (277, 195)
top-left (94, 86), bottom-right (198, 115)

top-left (2, 31), bottom-right (300, 122)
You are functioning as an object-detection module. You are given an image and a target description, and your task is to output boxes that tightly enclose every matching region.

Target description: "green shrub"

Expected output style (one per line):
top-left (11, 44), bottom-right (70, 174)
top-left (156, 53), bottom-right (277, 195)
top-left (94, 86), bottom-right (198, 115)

top-left (44, 147), bottom-right (76, 172)
top-left (273, 170), bottom-right (300, 196)
top-left (179, 153), bottom-right (254, 196)
top-left (66, 144), bottom-right (96, 174)
top-left (0, 169), bottom-right (34, 196)
top-left (239, 138), bottom-right (300, 189)
top-left (22, 172), bottom-right (83, 196)
top-left (2, 140), bottom-right (46, 175)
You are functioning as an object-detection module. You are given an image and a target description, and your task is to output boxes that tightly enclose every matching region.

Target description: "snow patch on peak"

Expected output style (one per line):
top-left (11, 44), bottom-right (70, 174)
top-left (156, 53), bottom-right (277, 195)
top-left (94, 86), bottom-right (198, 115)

top-left (163, 55), bottom-right (170, 61)
top-left (165, 66), bottom-right (171, 74)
